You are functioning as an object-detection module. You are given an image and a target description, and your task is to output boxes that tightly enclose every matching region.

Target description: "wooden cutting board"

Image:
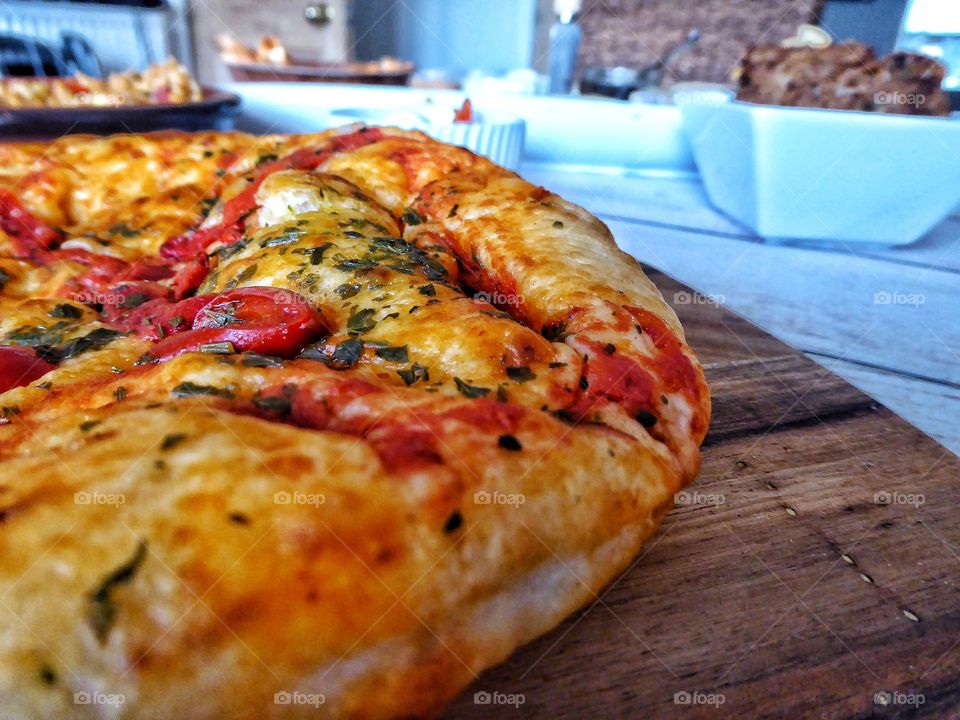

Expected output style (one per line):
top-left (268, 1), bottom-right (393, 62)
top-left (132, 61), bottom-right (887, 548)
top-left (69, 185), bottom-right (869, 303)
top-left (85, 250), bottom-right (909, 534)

top-left (443, 268), bottom-right (960, 719)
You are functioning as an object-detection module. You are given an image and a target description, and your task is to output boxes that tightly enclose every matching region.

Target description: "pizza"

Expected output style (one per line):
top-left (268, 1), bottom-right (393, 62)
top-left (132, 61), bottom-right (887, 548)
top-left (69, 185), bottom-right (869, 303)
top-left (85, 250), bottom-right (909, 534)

top-left (0, 127), bottom-right (710, 718)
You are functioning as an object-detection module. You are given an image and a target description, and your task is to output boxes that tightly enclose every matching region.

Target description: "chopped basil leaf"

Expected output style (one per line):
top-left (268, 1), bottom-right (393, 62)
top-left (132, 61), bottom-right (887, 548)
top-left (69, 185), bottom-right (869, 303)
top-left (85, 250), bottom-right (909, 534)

top-left (542, 321), bottom-right (568, 342)
top-left (252, 395), bottom-right (292, 416)
top-left (498, 434), bottom-right (523, 451)
top-left (200, 341), bottom-right (235, 355)
top-left (170, 382), bottom-right (235, 399)
top-left (506, 366), bottom-right (536, 383)
top-left (346, 307), bottom-right (377, 335)
top-left (0, 268), bottom-right (10, 291)
top-left (418, 284), bottom-right (436, 297)
top-left (38, 663), bottom-right (57, 686)
top-left (112, 387), bottom-right (127, 401)
top-left (79, 420), bottom-right (101, 432)
top-left (335, 283), bottom-right (361, 299)
top-left (200, 303), bottom-right (240, 327)
top-left (261, 227), bottom-right (305, 247)
top-left (374, 345), bottom-right (408, 363)
top-left (330, 337), bottom-right (364, 367)
top-left (108, 223), bottom-right (139, 238)
top-left (160, 433), bottom-right (188, 451)
top-left (397, 363), bottom-right (429, 386)
top-left (240, 353), bottom-right (283, 368)
top-left (335, 257), bottom-right (378, 273)
top-left (402, 207), bottom-right (424, 226)
top-left (635, 410), bottom-right (658, 428)
top-left (49, 303), bottom-right (82, 319)
top-left (235, 264), bottom-right (258, 284)
top-left (443, 510), bottom-right (463, 534)
top-left (454, 377), bottom-right (490, 399)
top-left (87, 540), bottom-right (147, 643)
top-left (553, 220), bottom-right (564, 228)
top-left (120, 293), bottom-right (153, 309)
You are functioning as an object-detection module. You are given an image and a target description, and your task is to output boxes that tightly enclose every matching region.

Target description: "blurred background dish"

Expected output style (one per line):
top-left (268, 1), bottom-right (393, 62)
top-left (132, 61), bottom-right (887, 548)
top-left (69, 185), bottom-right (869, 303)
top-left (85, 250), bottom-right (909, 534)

top-left (216, 33), bottom-right (413, 85)
top-left (0, 84), bottom-right (240, 139)
top-left (681, 98), bottom-right (960, 245)
top-left (224, 57), bottom-right (413, 85)
top-left (0, 58), bottom-right (202, 107)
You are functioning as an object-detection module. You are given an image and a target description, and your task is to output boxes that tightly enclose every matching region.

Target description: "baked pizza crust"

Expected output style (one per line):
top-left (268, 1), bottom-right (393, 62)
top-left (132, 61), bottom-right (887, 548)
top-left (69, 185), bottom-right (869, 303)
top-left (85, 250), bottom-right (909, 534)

top-left (0, 127), bottom-right (709, 718)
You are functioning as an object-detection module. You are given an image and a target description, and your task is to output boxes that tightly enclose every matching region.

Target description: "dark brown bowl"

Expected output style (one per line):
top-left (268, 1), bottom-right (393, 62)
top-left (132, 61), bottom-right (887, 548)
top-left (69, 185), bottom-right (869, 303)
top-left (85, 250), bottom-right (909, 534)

top-left (0, 86), bottom-right (242, 140)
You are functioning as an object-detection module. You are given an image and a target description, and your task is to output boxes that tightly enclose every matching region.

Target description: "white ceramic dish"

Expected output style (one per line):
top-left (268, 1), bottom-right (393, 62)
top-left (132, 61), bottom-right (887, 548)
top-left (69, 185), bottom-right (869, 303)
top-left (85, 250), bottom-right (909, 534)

top-left (681, 100), bottom-right (960, 245)
top-left (328, 106), bottom-right (526, 170)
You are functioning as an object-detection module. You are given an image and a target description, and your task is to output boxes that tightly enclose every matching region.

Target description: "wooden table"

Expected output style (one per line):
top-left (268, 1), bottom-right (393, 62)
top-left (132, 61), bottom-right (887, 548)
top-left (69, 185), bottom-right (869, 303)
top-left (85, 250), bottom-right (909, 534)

top-left (521, 166), bottom-right (960, 456)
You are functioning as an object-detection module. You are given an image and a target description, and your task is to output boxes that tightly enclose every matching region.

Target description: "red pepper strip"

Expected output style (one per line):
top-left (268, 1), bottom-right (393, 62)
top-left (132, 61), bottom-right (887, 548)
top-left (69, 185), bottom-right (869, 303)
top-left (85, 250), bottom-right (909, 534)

top-left (0, 346), bottom-right (56, 393)
top-left (160, 223), bottom-right (243, 263)
top-left (58, 249), bottom-right (172, 286)
top-left (0, 194), bottom-right (60, 262)
top-left (171, 253), bottom-right (209, 300)
top-left (149, 287), bottom-right (325, 360)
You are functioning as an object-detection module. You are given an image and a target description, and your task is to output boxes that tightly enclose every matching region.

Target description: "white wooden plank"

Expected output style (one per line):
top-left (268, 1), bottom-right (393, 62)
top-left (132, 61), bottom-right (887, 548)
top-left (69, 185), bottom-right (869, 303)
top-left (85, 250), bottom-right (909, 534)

top-left (808, 355), bottom-right (959, 455)
top-left (863, 217), bottom-right (960, 274)
top-left (520, 164), bottom-right (751, 237)
top-left (603, 218), bottom-right (960, 386)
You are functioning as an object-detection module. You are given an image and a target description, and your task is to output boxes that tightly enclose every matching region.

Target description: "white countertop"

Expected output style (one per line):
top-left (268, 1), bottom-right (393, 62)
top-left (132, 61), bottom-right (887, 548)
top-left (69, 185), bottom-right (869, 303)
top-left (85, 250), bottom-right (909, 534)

top-left (521, 164), bottom-right (959, 455)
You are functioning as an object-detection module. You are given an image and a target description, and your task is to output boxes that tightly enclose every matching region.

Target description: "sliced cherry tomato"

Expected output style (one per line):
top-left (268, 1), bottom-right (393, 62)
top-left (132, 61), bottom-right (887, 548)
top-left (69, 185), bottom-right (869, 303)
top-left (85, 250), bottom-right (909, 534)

top-left (112, 295), bottom-right (211, 341)
top-left (0, 346), bottom-right (56, 393)
top-left (150, 287), bottom-right (324, 360)
top-left (0, 194), bottom-right (60, 261)
top-left (453, 99), bottom-right (473, 123)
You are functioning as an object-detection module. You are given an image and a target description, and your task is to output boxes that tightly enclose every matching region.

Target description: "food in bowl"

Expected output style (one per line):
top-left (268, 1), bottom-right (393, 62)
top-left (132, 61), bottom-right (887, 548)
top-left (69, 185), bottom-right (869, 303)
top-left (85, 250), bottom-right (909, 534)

top-left (0, 59), bottom-right (203, 108)
top-left (736, 41), bottom-right (951, 116)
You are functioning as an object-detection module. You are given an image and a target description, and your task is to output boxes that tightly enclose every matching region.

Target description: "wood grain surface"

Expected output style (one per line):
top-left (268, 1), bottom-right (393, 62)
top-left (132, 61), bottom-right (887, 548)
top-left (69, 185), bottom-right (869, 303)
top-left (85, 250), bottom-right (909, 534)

top-left (442, 269), bottom-right (960, 719)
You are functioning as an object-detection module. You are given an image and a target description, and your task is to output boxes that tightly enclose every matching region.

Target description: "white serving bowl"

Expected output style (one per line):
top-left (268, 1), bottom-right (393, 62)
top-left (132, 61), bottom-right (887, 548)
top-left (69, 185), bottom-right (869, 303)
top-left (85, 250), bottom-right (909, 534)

top-left (680, 100), bottom-right (960, 245)
top-left (328, 106), bottom-right (526, 170)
